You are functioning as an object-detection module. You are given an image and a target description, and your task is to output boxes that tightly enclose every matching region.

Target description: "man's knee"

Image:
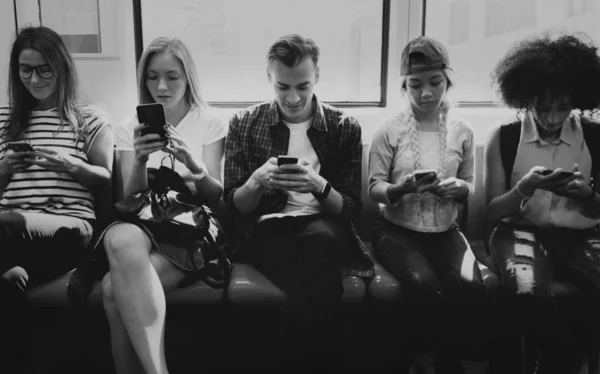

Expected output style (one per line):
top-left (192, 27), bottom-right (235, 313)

top-left (300, 219), bottom-right (348, 254)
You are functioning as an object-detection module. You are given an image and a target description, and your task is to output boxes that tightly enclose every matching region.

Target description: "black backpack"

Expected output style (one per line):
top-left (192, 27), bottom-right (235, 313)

top-left (499, 116), bottom-right (600, 189)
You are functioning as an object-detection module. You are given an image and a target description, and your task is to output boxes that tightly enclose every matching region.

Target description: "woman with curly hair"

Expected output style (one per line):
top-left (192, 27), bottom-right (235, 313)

top-left (369, 36), bottom-right (488, 374)
top-left (485, 32), bottom-right (600, 373)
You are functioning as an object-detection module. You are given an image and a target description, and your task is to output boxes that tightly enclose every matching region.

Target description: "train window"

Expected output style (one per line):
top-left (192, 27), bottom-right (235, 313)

top-left (424, 0), bottom-right (599, 105)
top-left (134, 0), bottom-right (391, 108)
top-left (40, 0), bottom-right (102, 54)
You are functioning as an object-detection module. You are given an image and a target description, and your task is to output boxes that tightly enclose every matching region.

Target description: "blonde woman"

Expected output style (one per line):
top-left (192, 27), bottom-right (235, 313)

top-left (102, 37), bottom-right (226, 374)
top-left (368, 36), bottom-right (487, 374)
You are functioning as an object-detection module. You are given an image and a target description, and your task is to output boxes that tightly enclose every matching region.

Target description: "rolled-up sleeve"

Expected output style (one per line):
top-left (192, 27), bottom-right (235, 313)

top-left (335, 118), bottom-right (363, 221)
top-left (223, 114), bottom-right (248, 213)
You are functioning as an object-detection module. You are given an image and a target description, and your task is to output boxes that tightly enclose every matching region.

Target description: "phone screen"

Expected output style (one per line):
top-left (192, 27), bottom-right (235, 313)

top-left (137, 103), bottom-right (167, 139)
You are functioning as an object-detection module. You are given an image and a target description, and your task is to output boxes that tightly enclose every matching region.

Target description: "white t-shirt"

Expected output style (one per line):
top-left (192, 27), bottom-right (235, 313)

top-left (115, 105), bottom-right (227, 193)
top-left (260, 118), bottom-right (321, 221)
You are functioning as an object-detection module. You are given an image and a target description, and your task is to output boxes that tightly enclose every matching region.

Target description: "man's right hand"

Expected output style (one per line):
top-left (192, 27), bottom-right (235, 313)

top-left (249, 157), bottom-right (279, 190)
top-left (133, 123), bottom-right (168, 165)
top-left (0, 149), bottom-right (32, 175)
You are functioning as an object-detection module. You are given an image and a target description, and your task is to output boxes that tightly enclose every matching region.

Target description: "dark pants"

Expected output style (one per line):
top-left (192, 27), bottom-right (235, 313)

top-left (0, 212), bottom-right (93, 373)
top-left (372, 217), bottom-right (488, 361)
top-left (490, 221), bottom-right (600, 373)
top-left (249, 214), bottom-right (347, 373)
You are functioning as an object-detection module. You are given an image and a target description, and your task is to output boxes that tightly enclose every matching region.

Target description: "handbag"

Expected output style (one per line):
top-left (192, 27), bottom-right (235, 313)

top-left (114, 163), bottom-right (231, 289)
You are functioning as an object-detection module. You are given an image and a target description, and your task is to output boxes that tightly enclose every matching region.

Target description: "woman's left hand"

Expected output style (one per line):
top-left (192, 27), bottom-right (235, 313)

top-left (432, 177), bottom-right (467, 199)
top-left (162, 124), bottom-right (204, 174)
top-left (26, 147), bottom-right (81, 173)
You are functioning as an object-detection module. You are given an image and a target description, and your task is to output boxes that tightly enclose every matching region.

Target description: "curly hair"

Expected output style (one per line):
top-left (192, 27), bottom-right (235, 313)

top-left (491, 32), bottom-right (600, 112)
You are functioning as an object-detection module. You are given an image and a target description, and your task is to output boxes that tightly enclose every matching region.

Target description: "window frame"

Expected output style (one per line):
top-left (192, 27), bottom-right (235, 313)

top-left (421, 0), bottom-right (504, 108)
top-left (131, 0), bottom-right (391, 108)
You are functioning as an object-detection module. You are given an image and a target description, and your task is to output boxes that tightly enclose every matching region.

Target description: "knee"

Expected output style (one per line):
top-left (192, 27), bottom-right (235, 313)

top-left (302, 228), bottom-right (338, 249)
top-left (404, 267), bottom-right (441, 299)
top-left (101, 275), bottom-right (118, 314)
top-left (103, 224), bottom-right (149, 262)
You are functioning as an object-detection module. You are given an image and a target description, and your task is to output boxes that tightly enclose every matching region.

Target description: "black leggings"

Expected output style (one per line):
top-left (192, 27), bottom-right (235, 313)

top-left (372, 217), bottom-right (488, 360)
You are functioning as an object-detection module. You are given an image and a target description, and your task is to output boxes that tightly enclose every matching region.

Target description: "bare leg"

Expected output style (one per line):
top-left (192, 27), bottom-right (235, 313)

top-left (103, 273), bottom-right (144, 374)
top-left (102, 224), bottom-right (185, 374)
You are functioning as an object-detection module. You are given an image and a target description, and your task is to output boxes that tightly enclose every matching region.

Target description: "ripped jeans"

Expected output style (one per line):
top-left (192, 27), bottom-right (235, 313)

top-left (489, 221), bottom-right (600, 372)
top-left (372, 217), bottom-right (488, 360)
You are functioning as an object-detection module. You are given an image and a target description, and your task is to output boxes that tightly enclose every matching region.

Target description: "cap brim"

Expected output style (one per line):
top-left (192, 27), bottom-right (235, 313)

top-left (403, 62), bottom-right (447, 75)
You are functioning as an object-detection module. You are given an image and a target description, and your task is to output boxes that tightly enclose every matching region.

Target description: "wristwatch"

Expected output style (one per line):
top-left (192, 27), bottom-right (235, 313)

top-left (312, 181), bottom-right (332, 201)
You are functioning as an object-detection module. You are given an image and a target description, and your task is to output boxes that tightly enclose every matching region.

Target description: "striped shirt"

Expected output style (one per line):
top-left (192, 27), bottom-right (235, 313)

top-left (0, 106), bottom-right (109, 221)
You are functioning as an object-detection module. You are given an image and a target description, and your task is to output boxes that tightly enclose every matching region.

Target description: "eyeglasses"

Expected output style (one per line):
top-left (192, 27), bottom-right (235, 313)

top-left (19, 64), bottom-right (54, 80)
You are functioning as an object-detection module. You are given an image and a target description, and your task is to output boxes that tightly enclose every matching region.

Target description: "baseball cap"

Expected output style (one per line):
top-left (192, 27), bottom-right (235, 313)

top-left (400, 36), bottom-right (450, 75)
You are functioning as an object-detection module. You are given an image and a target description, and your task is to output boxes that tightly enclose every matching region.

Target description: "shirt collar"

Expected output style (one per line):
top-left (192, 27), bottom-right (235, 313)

top-left (522, 111), bottom-right (576, 146)
top-left (267, 95), bottom-right (327, 132)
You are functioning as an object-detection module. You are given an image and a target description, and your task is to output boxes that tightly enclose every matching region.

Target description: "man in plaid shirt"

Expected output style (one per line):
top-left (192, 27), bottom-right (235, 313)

top-left (224, 34), bottom-right (373, 372)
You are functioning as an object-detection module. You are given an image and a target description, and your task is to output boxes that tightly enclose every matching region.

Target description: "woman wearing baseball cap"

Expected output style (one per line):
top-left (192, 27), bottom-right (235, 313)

top-left (369, 36), bottom-right (488, 374)
top-left (486, 32), bottom-right (600, 374)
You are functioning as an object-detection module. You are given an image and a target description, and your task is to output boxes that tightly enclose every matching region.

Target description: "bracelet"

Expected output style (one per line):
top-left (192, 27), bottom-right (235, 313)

top-left (189, 167), bottom-right (208, 181)
top-left (515, 180), bottom-right (533, 199)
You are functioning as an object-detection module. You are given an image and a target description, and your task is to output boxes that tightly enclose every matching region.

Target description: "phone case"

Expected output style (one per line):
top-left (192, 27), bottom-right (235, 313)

top-left (7, 142), bottom-right (33, 152)
top-left (137, 103), bottom-right (167, 138)
top-left (277, 156), bottom-right (298, 166)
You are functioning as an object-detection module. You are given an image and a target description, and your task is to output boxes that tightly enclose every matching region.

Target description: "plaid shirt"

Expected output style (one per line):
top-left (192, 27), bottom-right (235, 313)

top-left (224, 98), bottom-right (374, 279)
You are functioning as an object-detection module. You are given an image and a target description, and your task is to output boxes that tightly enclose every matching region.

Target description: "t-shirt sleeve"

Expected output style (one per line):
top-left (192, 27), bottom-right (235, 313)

top-left (203, 112), bottom-right (227, 145)
top-left (0, 106), bottom-right (11, 157)
top-left (114, 115), bottom-right (137, 151)
top-left (82, 105), bottom-right (112, 154)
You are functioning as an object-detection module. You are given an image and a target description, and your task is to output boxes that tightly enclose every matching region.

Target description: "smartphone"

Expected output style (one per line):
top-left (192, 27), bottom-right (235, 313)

top-left (557, 171), bottom-right (575, 179)
top-left (413, 169), bottom-right (438, 181)
top-left (6, 141), bottom-right (33, 153)
top-left (136, 103), bottom-right (167, 139)
top-left (277, 155), bottom-right (298, 166)
top-left (539, 169), bottom-right (574, 179)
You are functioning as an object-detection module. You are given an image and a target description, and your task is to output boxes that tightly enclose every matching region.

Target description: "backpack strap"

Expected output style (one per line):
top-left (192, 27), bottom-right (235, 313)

top-left (581, 116), bottom-right (600, 185)
top-left (499, 120), bottom-right (522, 190)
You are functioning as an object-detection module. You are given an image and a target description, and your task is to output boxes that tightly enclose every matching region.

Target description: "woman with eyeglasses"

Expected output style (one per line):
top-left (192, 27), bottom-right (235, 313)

top-left (0, 26), bottom-right (114, 372)
top-left (97, 37), bottom-right (226, 374)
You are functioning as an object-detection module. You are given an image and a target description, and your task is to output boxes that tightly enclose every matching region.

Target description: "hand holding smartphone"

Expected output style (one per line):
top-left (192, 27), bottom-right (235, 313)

top-left (136, 103), bottom-right (167, 140)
